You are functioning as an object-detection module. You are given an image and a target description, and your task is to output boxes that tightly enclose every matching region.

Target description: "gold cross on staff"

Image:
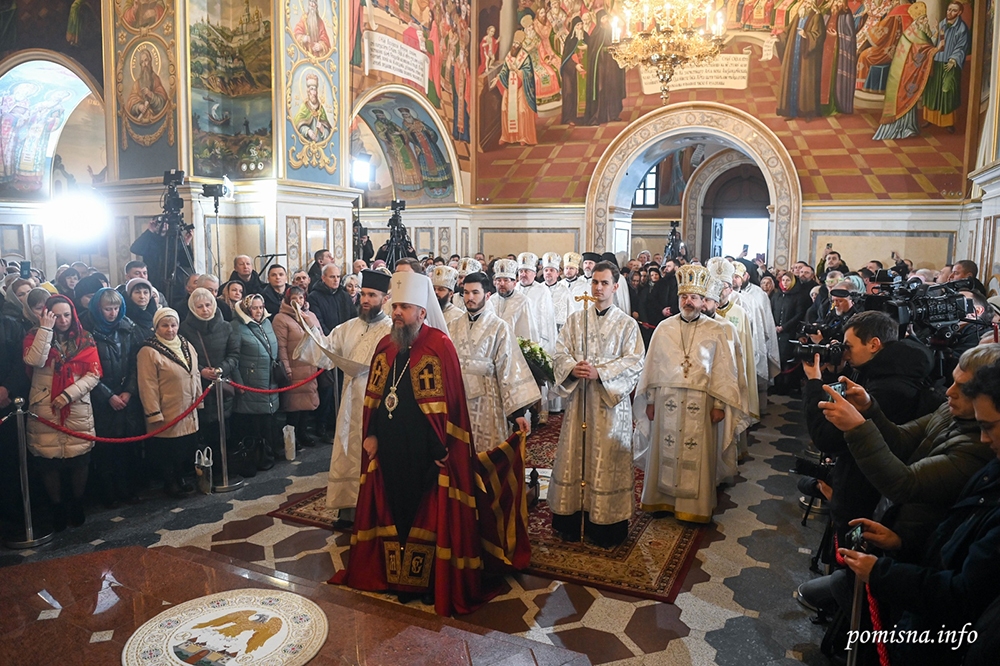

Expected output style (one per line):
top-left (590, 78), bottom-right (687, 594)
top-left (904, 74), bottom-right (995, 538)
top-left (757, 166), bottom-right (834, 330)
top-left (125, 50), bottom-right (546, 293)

top-left (574, 293), bottom-right (597, 306)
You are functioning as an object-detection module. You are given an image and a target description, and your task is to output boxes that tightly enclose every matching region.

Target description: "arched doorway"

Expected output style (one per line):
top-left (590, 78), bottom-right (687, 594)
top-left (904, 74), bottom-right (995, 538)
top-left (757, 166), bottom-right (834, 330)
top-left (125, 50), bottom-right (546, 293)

top-left (585, 102), bottom-right (801, 268)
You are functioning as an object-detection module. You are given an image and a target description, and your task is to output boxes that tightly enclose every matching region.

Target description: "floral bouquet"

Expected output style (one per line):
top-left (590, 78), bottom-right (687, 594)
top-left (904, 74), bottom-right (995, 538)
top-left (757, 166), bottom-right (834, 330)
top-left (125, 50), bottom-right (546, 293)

top-left (518, 337), bottom-right (555, 386)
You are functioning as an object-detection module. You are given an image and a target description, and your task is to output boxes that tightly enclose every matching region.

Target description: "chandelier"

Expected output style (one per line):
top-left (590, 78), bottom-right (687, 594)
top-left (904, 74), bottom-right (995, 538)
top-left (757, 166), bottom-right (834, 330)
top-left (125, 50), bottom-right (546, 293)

top-left (608, 2), bottom-right (726, 104)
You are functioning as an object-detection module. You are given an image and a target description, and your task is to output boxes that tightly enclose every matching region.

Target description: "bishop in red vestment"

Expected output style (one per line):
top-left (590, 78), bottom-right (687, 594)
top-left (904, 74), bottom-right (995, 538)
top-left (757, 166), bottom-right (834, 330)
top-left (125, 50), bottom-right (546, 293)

top-left (330, 272), bottom-right (491, 616)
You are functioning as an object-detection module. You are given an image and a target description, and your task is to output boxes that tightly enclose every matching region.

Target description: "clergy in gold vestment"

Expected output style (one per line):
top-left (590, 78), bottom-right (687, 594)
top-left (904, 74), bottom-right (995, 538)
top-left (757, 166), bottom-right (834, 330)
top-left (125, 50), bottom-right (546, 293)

top-left (633, 264), bottom-right (748, 523)
top-left (549, 261), bottom-right (645, 547)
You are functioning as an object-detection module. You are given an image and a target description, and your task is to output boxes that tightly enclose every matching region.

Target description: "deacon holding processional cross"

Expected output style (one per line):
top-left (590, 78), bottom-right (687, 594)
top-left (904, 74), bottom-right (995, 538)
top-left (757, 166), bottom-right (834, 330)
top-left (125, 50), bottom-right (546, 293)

top-left (633, 263), bottom-right (748, 524)
top-left (548, 260), bottom-right (645, 548)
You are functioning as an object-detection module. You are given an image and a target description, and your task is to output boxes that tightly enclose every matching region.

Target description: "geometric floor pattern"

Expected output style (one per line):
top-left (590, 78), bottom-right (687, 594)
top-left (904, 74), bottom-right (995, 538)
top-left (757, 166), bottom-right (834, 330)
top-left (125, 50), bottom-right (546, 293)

top-left (0, 395), bottom-right (834, 665)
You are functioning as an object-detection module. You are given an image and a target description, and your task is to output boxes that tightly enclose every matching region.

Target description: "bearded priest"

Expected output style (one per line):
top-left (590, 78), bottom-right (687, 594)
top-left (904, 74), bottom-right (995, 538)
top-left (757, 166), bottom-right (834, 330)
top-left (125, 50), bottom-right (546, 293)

top-left (633, 264), bottom-right (747, 524)
top-left (330, 271), bottom-right (488, 615)
top-left (549, 261), bottom-right (645, 547)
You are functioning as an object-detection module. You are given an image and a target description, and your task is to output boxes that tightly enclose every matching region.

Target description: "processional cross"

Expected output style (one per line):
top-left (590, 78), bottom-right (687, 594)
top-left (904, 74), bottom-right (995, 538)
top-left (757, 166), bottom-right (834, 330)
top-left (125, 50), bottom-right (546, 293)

top-left (573, 292), bottom-right (598, 543)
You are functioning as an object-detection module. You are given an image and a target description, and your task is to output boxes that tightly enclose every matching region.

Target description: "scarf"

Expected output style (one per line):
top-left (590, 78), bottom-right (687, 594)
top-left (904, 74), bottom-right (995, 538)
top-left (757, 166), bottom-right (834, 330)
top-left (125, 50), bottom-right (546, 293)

top-left (23, 295), bottom-right (102, 424)
top-left (155, 333), bottom-right (188, 369)
top-left (88, 287), bottom-right (126, 336)
top-left (188, 287), bottom-right (217, 321)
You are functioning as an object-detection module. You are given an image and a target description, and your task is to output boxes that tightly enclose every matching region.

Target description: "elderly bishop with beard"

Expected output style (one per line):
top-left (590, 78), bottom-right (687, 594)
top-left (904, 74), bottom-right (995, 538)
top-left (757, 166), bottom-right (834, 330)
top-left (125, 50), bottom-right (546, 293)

top-left (294, 270), bottom-right (393, 526)
top-left (448, 271), bottom-right (540, 569)
top-left (549, 261), bottom-right (645, 547)
top-left (634, 264), bottom-right (747, 524)
top-left (331, 272), bottom-right (486, 615)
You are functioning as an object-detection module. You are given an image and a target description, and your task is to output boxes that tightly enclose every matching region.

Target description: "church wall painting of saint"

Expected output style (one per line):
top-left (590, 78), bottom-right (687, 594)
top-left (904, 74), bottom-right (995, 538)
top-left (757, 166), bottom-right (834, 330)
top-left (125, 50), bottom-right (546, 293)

top-left (188, 0), bottom-right (273, 179)
top-left (475, 0), bottom-right (981, 205)
top-left (347, 0), bottom-right (469, 203)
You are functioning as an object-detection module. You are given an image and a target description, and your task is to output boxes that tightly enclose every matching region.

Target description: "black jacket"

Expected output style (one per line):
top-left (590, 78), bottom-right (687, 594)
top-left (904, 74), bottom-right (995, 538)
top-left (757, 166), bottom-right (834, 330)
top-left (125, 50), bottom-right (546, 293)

top-left (260, 286), bottom-right (285, 322)
top-left (308, 281), bottom-right (356, 335)
top-left (805, 339), bottom-right (938, 543)
top-left (771, 287), bottom-right (811, 362)
top-left (227, 270), bottom-right (264, 296)
top-left (648, 273), bottom-right (679, 326)
top-left (869, 458), bottom-right (1000, 666)
top-left (130, 230), bottom-right (192, 294)
top-left (180, 311), bottom-right (241, 422)
top-left (89, 317), bottom-right (146, 438)
top-left (0, 312), bottom-right (29, 418)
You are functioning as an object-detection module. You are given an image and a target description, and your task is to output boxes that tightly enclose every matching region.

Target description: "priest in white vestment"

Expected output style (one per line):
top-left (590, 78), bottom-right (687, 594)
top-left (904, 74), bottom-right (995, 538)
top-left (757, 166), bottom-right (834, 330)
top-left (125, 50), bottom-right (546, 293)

top-left (451, 257), bottom-right (483, 312)
top-left (431, 265), bottom-right (465, 327)
top-left (549, 261), bottom-right (645, 547)
top-left (542, 252), bottom-right (573, 414)
top-left (448, 272), bottom-right (539, 452)
top-left (516, 252), bottom-right (558, 424)
top-left (732, 261), bottom-right (780, 414)
top-left (563, 252), bottom-right (588, 316)
top-left (707, 259), bottom-right (759, 421)
top-left (633, 264), bottom-right (748, 524)
top-left (293, 270), bottom-right (393, 524)
top-left (492, 258), bottom-right (536, 340)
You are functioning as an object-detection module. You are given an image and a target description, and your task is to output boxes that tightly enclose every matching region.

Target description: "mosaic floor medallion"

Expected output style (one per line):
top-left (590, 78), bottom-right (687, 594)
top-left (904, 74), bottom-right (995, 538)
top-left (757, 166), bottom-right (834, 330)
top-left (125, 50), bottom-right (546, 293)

top-left (122, 589), bottom-right (328, 666)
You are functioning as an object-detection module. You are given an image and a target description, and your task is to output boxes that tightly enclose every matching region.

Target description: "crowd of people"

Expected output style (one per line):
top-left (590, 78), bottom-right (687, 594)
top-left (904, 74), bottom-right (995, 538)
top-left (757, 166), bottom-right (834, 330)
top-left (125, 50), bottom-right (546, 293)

top-left (1, 242), bottom-right (999, 663)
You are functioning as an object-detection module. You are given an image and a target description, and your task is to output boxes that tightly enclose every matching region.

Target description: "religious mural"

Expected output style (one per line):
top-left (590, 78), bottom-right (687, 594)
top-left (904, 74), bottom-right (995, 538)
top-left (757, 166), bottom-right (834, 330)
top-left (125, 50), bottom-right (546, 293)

top-left (350, 115), bottom-right (395, 207)
top-left (0, 60), bottom-right (93, 200)
top-left (284, 0), bottom-right (340, 180)
top-left (475, 0), bottom-right (981, 204)
top-left (0, 1), bottom-right (103, 84)
top-left (114, 0), bottom-right (176, 166)
top-left (349, 0), bottom-right (472, 178)
top-left (189, 0), bottom-right (273, 179)
top-left (51, 94), bottom-right (108, 196)
top-left (356, 92), bottom-right (455, 204)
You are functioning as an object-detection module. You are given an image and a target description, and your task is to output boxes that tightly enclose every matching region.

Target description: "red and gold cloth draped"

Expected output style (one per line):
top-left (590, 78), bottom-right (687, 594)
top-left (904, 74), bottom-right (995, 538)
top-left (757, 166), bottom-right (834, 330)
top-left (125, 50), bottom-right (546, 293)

top-left (330, 325), bottom-right (493, 616)
top-left (476, 431), bottom-right (531, 573)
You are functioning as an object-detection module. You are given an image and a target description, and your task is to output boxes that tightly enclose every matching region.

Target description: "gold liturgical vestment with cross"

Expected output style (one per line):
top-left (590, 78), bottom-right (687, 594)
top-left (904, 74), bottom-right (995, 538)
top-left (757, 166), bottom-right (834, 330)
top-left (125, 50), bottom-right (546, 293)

top-left (633, 314), bottom-right (749, 523)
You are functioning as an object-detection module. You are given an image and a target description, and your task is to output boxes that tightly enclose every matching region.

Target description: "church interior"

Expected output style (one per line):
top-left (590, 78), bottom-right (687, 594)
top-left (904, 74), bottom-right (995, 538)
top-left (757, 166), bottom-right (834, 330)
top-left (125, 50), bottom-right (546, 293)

top-left (0, 0), bottom-right (998, 663)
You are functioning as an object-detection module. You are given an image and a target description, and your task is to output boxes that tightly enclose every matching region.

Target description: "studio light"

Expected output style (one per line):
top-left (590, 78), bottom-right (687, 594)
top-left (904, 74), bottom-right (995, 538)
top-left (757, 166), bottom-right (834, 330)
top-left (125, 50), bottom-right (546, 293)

top-left (42, 191), bottom-right (110, 242)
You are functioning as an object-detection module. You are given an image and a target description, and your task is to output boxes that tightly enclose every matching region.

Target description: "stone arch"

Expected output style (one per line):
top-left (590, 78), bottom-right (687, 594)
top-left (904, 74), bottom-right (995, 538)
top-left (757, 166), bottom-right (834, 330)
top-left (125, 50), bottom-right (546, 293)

top-left (351, 83), bottom-right (465, 205)
top-left (681, 148), bottom-right (756, 255)
top-left (585, 102), bottom-right (801, 268)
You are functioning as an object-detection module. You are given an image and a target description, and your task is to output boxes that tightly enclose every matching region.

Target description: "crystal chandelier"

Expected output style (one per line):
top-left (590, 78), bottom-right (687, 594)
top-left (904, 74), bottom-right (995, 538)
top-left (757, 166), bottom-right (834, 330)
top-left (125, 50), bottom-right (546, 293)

top-left (608, 2), bottom-right (726, 104)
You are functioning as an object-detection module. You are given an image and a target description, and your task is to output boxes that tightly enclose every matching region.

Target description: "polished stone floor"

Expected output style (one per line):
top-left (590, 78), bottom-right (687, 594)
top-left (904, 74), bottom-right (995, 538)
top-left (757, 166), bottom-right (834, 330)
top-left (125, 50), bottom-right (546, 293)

top-left (0, 396), bottom-right (833, 665)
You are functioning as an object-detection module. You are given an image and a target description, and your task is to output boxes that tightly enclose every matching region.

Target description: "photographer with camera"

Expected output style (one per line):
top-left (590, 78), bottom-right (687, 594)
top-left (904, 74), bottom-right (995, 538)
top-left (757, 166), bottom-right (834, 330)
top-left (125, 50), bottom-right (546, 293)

top-left (799, 312), bottom-right (938, 577)
top-left (823, 357), bottom-right (1000, 666)
top-left (130, 217), bottom-right (193, 296)
top-left (800, 280), bottom-right (857, 345)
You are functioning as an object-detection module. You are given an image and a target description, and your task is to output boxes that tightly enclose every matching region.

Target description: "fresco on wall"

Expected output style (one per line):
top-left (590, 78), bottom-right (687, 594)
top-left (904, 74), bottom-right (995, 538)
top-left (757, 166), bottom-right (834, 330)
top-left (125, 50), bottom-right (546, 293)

top-left (0, 1), bottom-right (103, 84)
top-left (284, 0), bottom-right (340, 182)
top-left (350, 116), bottom-right (394, 207)
top-left (51, 93), bottom-right (107, 196)
top-left (0, 61), bottom-right (93, 200)
top-left (350, 0), bottom-right (472, 176)
top-left (476, 0), bottom-right (979, 204)
top-left (355, 92), bottom-right (455, 205)
top-left (189, 0), bottom-right (273, 179)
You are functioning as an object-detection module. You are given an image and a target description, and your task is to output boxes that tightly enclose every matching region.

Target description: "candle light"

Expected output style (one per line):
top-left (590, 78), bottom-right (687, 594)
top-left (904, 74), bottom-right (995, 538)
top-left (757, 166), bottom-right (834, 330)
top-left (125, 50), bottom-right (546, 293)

top-left (612, 16), bottom-right (622, 43)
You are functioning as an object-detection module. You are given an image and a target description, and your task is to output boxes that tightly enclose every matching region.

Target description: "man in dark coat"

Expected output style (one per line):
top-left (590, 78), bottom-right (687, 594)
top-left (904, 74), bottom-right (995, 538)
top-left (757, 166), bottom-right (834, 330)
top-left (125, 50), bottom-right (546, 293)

top-left (129, 219), bottom-right (193, 296)
top-left (307, 249), bottom-right (334, 289)
top-left (832, 359), bottom-right (1000, 666)
top-left (228, 254), bottom-right (264, 296)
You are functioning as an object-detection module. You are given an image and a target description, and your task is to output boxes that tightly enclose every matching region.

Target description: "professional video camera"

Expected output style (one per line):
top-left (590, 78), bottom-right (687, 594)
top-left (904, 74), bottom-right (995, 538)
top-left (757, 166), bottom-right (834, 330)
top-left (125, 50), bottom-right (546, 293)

top-left (378, 199), bottom-right (415, 268)
top-left (663, 220), bottom-right (683, 261)
top-left (858, 274), bottom-right (975, 342)
top-left (791, 340), bottom-right (845, 365)
top-left (799, 321), bottom-right (846, 342)
top-left (154, 170), bottom-right (195, 302)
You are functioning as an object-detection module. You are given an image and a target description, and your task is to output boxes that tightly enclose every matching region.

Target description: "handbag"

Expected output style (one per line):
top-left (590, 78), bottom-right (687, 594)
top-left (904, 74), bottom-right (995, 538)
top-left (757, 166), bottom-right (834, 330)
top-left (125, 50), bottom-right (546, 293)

top-left (194, 447), bottom-right (213, 494)
top-left (229, 437), bottom-right (258, 478)
top-left (197, 332), bottom-right (235, 398)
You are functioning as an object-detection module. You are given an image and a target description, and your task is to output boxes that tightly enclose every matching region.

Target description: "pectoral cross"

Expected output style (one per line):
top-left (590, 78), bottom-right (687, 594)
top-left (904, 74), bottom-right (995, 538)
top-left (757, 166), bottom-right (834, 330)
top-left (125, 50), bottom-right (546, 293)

top-left (680, 356), bottom-right (693, 378)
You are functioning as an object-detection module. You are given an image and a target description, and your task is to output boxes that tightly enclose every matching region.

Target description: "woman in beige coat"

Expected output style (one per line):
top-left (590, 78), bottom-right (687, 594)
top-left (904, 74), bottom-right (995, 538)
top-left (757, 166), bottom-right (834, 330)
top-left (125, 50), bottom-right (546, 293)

top-left (273, 286), bottom-right (320, 447)
top-left (137, 307), bottom-right (202, 498)
top-left (24, 294), bottom-right (101, 531)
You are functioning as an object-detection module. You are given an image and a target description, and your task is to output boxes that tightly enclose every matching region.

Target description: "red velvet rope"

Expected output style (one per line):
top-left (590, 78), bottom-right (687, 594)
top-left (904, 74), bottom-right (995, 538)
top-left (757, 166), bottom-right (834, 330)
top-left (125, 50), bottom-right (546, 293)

top-left (834, 535), bottom-right (891, 666)
top-left (31, 384), bottom-right (214, 444)
top-left (226, 368), bottom-right (324, 394)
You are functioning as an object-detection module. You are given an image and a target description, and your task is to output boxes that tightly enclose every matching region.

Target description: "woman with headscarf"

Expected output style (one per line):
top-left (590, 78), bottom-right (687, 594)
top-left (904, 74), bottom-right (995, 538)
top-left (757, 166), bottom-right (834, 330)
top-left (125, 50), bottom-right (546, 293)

top-left (231, 294), bottom-right (280, 467)
top-left (218, 281), bottom-right (244, 322)
top-left (55, 267), bottom-right (80, 300)
top-left (125, 277), bottom-right (157, 336)
top-left (23, 294), bottom-right (102, 530)
top-left (3, 278), bottom-right (33, 332)
top-left (136, 308), bottom-right (202, 498)
top-left (560, 16), bottom-right (587, 124)
top-left (179, 288), bottom-right (241, 463)
top-left (87, 288), bottom-right (146, 506)
top-left (272, 286), bottom-right (320, 448)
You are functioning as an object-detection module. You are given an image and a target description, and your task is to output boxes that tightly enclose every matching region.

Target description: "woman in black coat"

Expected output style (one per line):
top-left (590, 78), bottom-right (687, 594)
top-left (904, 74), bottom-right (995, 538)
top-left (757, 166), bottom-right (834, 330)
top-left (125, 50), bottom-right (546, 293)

top-left (770, 273), bottom-right (810, 391)
top-left (87, 288), bottom-right (146, 506)
top-left (179, 288), bottom-right (241, 463)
